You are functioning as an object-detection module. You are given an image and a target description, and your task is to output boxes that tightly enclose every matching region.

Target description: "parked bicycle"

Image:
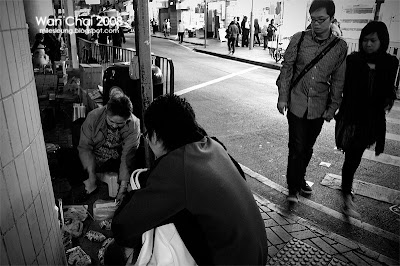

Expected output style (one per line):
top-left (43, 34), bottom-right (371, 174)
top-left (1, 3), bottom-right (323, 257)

top-left (268, 37), bottom-right (290, 63)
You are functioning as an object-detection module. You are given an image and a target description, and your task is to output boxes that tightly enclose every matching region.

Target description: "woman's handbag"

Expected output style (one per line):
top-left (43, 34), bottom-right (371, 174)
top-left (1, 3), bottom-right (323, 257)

top-left (126, 169), bottom-right (197, 266)
top-left (334, 111), bottom-right (356, 152)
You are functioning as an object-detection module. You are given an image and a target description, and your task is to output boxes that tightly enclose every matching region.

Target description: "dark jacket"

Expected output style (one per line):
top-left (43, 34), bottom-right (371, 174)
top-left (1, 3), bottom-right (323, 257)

top-left (112, 137), bottom-right (268, 265)
top-left (339, 52), bottom-right (398, 154)
top-left (112, 27), bottom-right (126, 46)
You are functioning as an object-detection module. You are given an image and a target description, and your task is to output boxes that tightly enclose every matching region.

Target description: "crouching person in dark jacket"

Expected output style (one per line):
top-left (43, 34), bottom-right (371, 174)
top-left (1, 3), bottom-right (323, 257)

top-left (111, 94), bottom-right (268, 265)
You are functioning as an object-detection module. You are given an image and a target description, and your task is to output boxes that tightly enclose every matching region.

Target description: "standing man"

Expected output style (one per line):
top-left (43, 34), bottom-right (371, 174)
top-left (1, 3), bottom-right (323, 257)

top-left (111, 24), bottom-right (126, 60)
top-left (235, 17), bottom-right (241, 47)
top-left (241, 16), bottom-right (250, 47)
top-left (162, 19), bottom-right (167, 37)
top-left (227, 21), bottom-right (239, 55)
top-left (261, 18), bottom-right (269, 50)
top-left (276, 0), bottom-right (347, 203)
top-left (267, 19), bottom-right (277, 48)
top-left (177, 20), bottom-right (185, 43)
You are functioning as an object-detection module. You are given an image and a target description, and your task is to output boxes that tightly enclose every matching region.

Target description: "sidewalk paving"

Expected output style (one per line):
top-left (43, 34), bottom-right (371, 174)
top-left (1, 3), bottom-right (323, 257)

top-left (152, 32), bottom-right (399, 266)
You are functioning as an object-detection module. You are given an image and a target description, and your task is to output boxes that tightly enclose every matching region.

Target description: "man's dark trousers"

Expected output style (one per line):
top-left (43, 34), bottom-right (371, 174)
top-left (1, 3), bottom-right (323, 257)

top-left (286, 111), bottom-right (324, 194)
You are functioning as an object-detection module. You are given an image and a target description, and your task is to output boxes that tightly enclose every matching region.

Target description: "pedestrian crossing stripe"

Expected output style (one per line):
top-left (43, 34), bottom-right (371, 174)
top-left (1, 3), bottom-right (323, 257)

top-left (362, 150), bottom-right (400, 167)
top-left (321, 173), bottom-right (400, 204)
top-left (386, 116), bottom-right (400, 125)
top-left (391, 105), bottom-right (400, 112)
top-left (386, 132), bottom-right (400, 142)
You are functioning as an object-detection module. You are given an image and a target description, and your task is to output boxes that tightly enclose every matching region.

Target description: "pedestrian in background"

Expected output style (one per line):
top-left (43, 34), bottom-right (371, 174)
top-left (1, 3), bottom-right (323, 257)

top-left (177, 20), bottom-right (185, 43)
top-left (267, 19), bottom-right (277, 44)
top-left (241, 16), bottom-right (250, 47)
top-left (254, 18), bottom-right (261, 46)
top-left (166, 19), bottom-right (171, 36)
top-left (336, 21), bottom-right (398, 218)
top-left (162, 19), bottom-right (167, 37)
top-left (235, 17), bottom-right (241, 47)
top-left (227, 20), bottom-right (239, 55)
top-left (276, 0), bottom-right (347, 203)
top-left (261, 18), bottom-right (270, 50)
top-left (331, 18), bottom-right (342, 36)
top-left (111, 24), bottom-right (126, 60)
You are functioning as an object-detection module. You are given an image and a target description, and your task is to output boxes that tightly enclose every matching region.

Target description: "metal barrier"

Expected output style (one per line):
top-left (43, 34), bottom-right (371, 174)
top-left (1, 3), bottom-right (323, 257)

top-left (77, 37), bottom-right (174, 94)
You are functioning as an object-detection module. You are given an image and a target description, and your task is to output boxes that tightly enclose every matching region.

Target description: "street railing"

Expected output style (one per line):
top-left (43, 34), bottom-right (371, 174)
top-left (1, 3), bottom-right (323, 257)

top-left (77, 37), bottom-right (175, 94)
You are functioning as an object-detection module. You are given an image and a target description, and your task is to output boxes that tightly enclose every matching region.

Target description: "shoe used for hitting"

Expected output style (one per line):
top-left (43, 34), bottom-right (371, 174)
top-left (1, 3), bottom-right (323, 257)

top-left (301, 182), bottom-right (313, 195)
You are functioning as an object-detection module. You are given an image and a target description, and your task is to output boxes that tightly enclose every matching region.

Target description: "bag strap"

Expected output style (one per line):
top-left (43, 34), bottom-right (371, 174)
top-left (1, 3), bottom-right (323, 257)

top-left (290, 36), bottom-right (340, 90)
top-left (291, 31), bottom-right (306, 78)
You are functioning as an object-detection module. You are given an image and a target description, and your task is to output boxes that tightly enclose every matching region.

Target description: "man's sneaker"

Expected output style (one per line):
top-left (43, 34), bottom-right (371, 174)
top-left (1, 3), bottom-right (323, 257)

top-left (287, 192), bottom-right (299, 203)
top-left (301, 182), bottom-right (313, 195)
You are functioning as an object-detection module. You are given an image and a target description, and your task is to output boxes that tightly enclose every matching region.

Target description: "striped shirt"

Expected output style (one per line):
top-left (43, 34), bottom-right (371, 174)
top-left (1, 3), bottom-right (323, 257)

top-left (277, 30), bottom-right (347, 119)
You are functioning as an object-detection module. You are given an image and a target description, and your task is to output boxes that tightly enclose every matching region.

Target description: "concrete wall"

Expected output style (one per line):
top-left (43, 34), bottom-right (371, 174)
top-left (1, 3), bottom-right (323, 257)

top-left (0, 1), bottom-right (66, 265)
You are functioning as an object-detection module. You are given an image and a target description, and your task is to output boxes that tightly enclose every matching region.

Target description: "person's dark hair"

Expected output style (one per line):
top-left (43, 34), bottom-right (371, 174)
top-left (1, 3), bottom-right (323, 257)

top-left (359, 20), bottom-right (390, 54)
top-left (106, 94), bottom-right (133, 119)
top-left (230, 21), bottom-right (235, 25)
top-left (144, 94), bottom-right (205, 152)
top-left (35, 33), bottom-right (44, 41)
top-left (309, 0), bottom-right (335, 18)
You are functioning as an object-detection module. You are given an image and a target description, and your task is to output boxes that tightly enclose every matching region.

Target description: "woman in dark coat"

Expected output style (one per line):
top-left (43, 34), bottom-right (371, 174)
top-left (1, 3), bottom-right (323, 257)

top-left (337, 21), bottom-right (398, 218)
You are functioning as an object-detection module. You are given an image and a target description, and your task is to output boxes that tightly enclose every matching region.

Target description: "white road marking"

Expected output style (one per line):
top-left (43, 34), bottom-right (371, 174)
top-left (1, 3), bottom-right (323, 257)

top-left (321, 173), bottom-right (400, 204)
top-left (175, 66), bottom-right (261, 96)
top-left (169, 39), bottom-right (193, 51)
top-left (386, 132), bottom-right (400, 142)
top-left (240, 164), bottom-right (399, 243)
top-left (387, 117), bottom-right (400, 125)
top-left (362, 150), bottom-right (400, 167)
top-left (391, 105), bottom-right (400, 112)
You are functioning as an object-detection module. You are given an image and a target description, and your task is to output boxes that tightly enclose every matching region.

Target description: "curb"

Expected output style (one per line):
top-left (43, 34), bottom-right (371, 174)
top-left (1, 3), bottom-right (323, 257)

top-left (151, 34), bottom-right (281, 70)
top-left (192, 48), bottom-right (281, 70)
top-left (245, 164), bottom-right (399, 266)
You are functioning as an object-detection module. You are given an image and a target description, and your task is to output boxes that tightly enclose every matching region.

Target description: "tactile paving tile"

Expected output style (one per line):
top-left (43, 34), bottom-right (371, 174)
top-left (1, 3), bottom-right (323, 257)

top-left (267, 238), bottom-right (348, 266)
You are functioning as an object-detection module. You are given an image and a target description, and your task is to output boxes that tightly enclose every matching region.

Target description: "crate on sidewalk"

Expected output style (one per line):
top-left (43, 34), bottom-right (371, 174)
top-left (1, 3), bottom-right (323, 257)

top-left (79, 63), bottom-right (92, 89)
top-left (90, 64), bottom-right (103, 90)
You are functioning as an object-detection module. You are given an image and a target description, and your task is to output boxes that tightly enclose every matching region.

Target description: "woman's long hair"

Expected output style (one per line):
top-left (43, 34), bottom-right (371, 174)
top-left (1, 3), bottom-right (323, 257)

top-left (358, 21), bottom-right (390, 55)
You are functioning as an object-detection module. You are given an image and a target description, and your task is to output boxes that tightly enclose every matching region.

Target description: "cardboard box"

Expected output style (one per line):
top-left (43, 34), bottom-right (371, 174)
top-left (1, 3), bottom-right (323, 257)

top-left (90, 64), bottom-right (103, 90)
top-left (79, 63), bottom-right (92, 89)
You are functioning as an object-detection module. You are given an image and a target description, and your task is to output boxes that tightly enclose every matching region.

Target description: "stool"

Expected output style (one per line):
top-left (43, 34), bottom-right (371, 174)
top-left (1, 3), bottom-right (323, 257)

top-left (97, 172), bottom-right (118, 198)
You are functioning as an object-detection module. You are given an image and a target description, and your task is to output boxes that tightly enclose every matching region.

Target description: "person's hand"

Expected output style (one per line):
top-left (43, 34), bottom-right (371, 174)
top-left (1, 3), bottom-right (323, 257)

top-left (277, 101), bottom-right (288, 115)
top-left (322, 110), bottom-right (333, 122)
top-left (116, 185), bottom-right (127, 203)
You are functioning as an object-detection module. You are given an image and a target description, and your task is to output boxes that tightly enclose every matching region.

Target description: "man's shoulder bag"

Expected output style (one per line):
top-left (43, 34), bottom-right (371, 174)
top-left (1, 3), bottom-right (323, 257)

top-left (277, 33), bottom-right (340, 93)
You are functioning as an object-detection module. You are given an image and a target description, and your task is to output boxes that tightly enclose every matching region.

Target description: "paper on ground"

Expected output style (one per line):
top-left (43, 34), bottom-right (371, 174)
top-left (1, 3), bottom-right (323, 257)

top-left (321, 173), bottom-right (400, 204)
top-left (319, 162), bottom-right (331, 167)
